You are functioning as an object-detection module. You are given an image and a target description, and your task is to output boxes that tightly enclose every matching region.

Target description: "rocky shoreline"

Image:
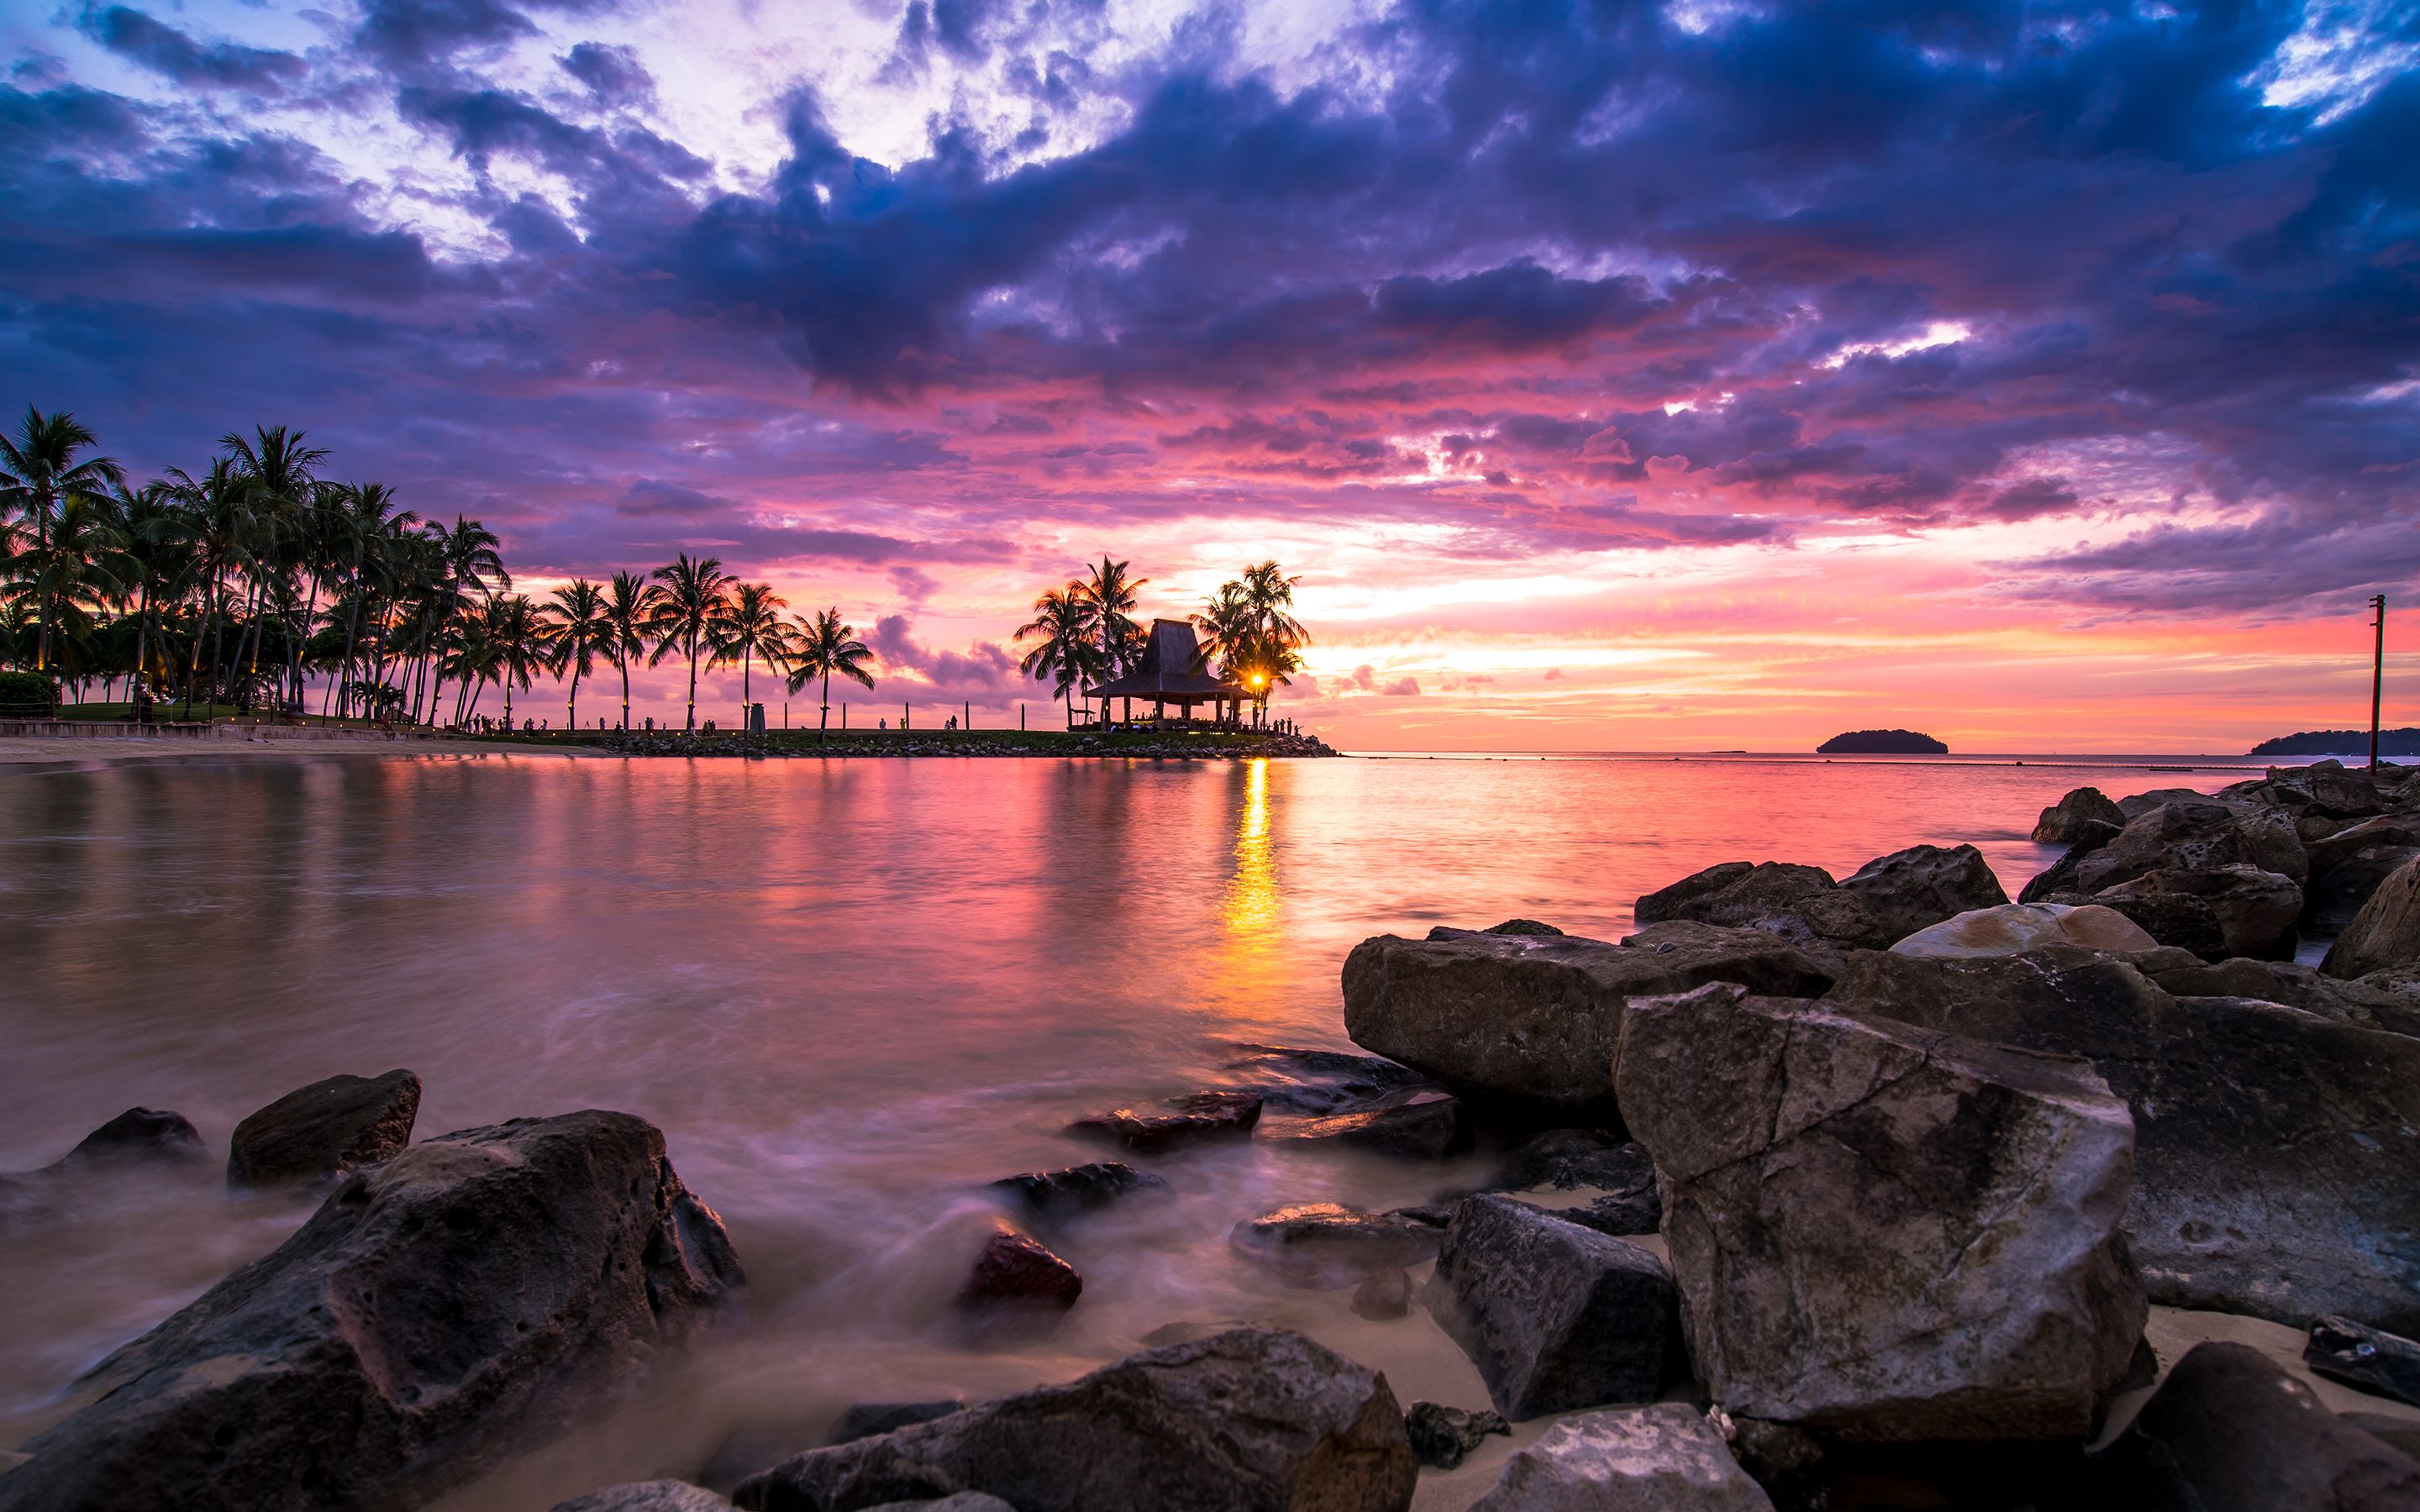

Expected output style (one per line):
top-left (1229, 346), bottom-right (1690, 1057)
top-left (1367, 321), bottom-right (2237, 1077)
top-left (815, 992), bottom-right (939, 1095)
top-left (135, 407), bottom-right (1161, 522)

top-left (6, 759), bottom-right (2420, 1510)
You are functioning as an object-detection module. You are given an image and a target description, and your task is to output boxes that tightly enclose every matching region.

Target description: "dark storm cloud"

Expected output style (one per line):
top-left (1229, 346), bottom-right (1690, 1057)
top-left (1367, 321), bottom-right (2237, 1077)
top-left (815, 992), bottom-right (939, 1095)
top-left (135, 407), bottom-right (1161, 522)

top-left (75, 6), bottom-right (306, 92)
top-left (3, 0), bottom-right (2416, 614)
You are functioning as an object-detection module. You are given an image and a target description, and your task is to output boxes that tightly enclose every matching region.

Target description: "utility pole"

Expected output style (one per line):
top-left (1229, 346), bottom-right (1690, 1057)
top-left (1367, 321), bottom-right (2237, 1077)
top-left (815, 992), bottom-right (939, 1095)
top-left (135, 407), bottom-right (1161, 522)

top-left (2370, 594), bottom-right (2386, 772)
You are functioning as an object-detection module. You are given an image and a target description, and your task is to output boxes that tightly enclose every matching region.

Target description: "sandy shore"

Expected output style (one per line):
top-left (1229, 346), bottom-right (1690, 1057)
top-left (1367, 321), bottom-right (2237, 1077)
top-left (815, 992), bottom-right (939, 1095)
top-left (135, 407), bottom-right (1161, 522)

top-left (0, 732), bottom-right (613, 769)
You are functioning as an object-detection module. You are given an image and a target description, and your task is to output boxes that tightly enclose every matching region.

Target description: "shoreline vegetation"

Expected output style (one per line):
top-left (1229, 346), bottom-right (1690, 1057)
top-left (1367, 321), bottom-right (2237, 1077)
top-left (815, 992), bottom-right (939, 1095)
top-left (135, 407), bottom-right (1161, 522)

top-left (0, 408), bottom-right (1322, 745)
top-left (6, 759), bottom-right (2419, 1510)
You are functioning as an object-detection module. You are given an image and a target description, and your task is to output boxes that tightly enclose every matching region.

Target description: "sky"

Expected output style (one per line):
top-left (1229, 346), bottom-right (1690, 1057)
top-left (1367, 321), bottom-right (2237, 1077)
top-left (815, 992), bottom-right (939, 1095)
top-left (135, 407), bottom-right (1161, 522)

top-left (3, 0), bottom-right (2416, 750)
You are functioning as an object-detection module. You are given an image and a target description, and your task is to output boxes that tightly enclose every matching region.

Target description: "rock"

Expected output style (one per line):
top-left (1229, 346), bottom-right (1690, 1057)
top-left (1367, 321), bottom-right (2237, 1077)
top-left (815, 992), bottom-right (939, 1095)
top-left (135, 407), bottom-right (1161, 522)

top-left (1065, 1090), bottom-right (1262, 1152)
top-left (225, 1068), bottom-right (421, 1188)
top-left (1351, 1267), bottom-right (1413, 1320)
top-left (730, 1326), bottom-right (1418, 1512)
top-left (2138, 955), bottom-right (2420, 1037)
top-left (2306, 1316), bottom-right (2420, 1409)
top-left (955, 1229), bottom-right (1081, 1337)
top-left (1823, 949), bottom-right (2420, 1334)
top-left (1341, 924), bottom-right (1835, 1117)
top-left (1423, 1194), bottom-right (1677, 1420)
top-left (988, 1162), bottom-right (1167, 1219)
top-left (2075, 800), bottom-right (2307, 891)
top-left (2117, 786), bottom-right (2223, 820)
top-left (551, 1483), bottom-right (735, 1512)
top-left (1634, 861), bottom-right (1885, 948)
top-left (0, 1110), bottom-right (743, 1512)
top-left (2308, 845), bottom-right (2420, 935)
top-left (1481, 1129), bottom-right (1655, 1192)
top-left (1542, 1189), bottom-right (1663, 1237)
top-left (2323, 853), bottom-right (2420, 979)
top-left (2088, 1341), bottom-right (2420, 1509)
top-left (1264, 1091), bottom-right (1472, 1159)
top-left (1488, 918), bottom-right (1565, 936)
top-left (834, 1401), bottom-right (966, 1444)
top-left (1403, 1402), bottom-right (1510, 1469)
top-left (860, 1498), bottom-right (1014, 1512)
top-left (1726, 1419), bottom-right (1828, 1512)
top-left (1467, 1405), bottom-right (1776, 1512)
top-left (2053, 886), bottom-right (2234, 961)
top-left (50, 1107), bottom-right (205, 1168)
top-left (1616, 984), bottom-right (2145, 1441)
top-left (2033, 787), bottom-right (2127, 844)
top-left (1835, 843), bottom-right (2011, 944)
top-left (2102, 864), bottom-right (2302, 960)
top-left (1221, 1044), bottom-right (1434, 1114)
top-left (2345, 1413), bottom-right (2420, 1459)
top-left (1229, 1203), bottom-right (1443, 1289)
top-left (1889, 901), bottom-right (2156, 958)
top-left (2305, 816), bottom-right (2420, 881)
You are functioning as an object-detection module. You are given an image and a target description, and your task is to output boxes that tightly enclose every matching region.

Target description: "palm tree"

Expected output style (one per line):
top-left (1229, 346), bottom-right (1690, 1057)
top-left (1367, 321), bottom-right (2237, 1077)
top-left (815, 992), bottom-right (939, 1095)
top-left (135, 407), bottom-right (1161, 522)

top-left (421, 515), bottom-right (507, 726)
top-left (0, 408), bottom-right (125, 671)
top-left (218, 426), bottom-right (329, 710)
top-left (110, 480), bottom-right (194, 702)
top-left (1195, 560), bottom-right (1309, 727)
top-left (3, 495), bottom-right (130, 675)
top-left (646, 552), bottom-right (735, 731)
top-left (784, 606), bottom-right (877, 740)
top-left (539, 578), bottom-right (613, 730)
top-left (486, 594), bottom-right (548, 729)
top-left (324, 483), bottom-right (410, 717)
top-left (601, 569), bottom-right (656, 730)
top-left (713, 580), bottom-right (795, 730)
top-left (1079, 556), bottom-right (1147, 675)
top-left (1016, 583), bottom-right (1102, 730)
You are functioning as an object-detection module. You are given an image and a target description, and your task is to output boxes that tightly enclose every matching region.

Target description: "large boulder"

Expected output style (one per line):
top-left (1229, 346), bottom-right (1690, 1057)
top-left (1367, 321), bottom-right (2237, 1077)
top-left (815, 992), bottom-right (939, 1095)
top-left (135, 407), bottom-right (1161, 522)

top-left (2101, 864), bottom-right (2302, 961)
top-left (2136, 955), bottom-right (2420, 1037)
top-left (2073, 801), bottom-right (2307, 892)
top-left (1615, 984), bottom-right (2145, 1441)
top-left (0, 1110), bottom-right (743, 1512)
top-left (2087, 1342), bottom-right (2420, 1509)
top-left (2323, 853), bottom-right (2420, 979)
top-left (954, 1229), bottom-right (1081, 1338)
top-left (2306, 1316), bottom-right (2420, 1409)
top-left (2307, 844), bottom-right (2420, 935)
top-left (2033, 787), bottom-right (2126, 845)
top-left (1634, 862), bottom-right (1882, 948)
top-left (1480, 1130), bottom-right (1657, 1193)
top-left (1890, 902), bottom-right (2155, 958)
top-left (1467, 1405), bottom-right (1776, 1512)
top-left (1341, 924), bottom-right (1835, 1117)
top-left (551, 1483), bottom-right (735, 1512)
top-left (1824, 949), bottom-right (2420, 1334)
top-left (1834, 843), bottom-right (2010, 944)
top-left (2045, 886), bottom-right (2233, 961)
top-left (2305, 815), bottom-right (2420, 881)
top-left (226, 1069), bottom-right (421, 1188)
top-left (730, 1326), bottom-right (1418, 1512)
top-left (1422, 1194), bottom-right (1677, 1420)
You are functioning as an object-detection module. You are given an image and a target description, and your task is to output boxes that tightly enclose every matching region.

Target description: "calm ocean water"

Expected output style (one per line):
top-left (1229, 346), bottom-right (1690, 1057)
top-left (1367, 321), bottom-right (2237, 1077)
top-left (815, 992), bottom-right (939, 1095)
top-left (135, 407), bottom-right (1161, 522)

top-left (0, 751), bottom-right (2251, 1501)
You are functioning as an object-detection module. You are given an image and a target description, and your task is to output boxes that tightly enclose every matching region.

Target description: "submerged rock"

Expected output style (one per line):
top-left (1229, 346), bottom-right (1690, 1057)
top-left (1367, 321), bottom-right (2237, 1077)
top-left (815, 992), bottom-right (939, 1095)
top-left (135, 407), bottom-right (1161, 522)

top-left (1617, 984), bottom-right (2145, 1441)
top-left (1423, 1194), bottom-right (1677, 1420)
top-left (49, 1107), bottom-right (205, 1168)
top-left (2088, 1342), bottom-right (2420, 1509)
top-left (987, 1161), bottom-right (1167, 1219)
top-left (1403, 1402), bottom-right (1510, 1469)
top-left (1065, 1090), bottom-right (1262, 1152)
top-left (0, 1110), bottom-right (743, 1512)
top-left (1263, 1090), bottom-right (1472, 1160)
top-left (1341, 924), bottom-right (1834, 1117)
top-left (1221, 1043), bottom-right (1434, 1114)
top-left (955, 1229), bottom-right (1081, 1339)
top-left (2323, 852), bottom-right (2420, 979)
top-left (1479, 1129), bottom-right (1655, 1193)
top-left (1541, 1189), bottom-right (1663, 1238)
top-left (1351, 1267), bottom-right (1413, 1320)
top-left (1467, 1404), bottom-right (1775, 1512)
top-left (1889, 901), bottom-right (2155, 958)
top-left (1229, 1203), bottom-right (1443, 1289)
top-left (225, 1068), bottom-right (421, 1188)
top-left (2305, 1316), bottom-right (2420, 1409)
top-left (731, 1326), bottom-right (1418, 1512)
top-left (1824, 948), bottom-right (2420, 1334)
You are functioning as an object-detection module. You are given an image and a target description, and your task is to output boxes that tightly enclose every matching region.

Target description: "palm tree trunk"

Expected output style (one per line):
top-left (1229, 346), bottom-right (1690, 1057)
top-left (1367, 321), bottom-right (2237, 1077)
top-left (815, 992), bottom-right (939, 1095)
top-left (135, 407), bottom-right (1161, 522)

top-left (618, 651), bottom-right (631, 730)
top-left (567, 662), bottom-right (580, 730)
top-left (820, 668), bottom-right (831, 741)
top-left (685, 630), bottom-right (699, 731)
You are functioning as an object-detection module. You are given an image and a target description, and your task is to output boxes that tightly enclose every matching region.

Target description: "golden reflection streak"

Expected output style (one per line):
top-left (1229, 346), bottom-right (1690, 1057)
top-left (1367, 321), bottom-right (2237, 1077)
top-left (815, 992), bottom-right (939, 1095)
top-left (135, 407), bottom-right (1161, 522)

top-left (1221, 757), bottom-right (1278, 937)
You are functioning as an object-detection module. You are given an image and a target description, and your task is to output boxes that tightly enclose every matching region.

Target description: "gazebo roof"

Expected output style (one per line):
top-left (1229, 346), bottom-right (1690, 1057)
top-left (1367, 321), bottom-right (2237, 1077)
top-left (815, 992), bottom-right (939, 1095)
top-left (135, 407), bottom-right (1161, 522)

top-left (1089, 619), bottom-right (1246, 701)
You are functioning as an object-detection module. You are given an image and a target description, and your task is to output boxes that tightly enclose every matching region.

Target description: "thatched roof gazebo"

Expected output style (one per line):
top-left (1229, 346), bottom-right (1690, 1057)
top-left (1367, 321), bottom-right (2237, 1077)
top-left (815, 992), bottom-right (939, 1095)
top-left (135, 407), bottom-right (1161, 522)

top-left (1088, 619), bottom-right (1249, 727)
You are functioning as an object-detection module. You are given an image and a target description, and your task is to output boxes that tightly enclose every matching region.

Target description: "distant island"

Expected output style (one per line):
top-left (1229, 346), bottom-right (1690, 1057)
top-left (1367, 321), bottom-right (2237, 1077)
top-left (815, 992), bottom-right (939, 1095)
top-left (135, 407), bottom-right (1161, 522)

top-left (1818, 728), bottom-right (1949, 754)
top-left (2249, 728), bottom-right (2420, 757)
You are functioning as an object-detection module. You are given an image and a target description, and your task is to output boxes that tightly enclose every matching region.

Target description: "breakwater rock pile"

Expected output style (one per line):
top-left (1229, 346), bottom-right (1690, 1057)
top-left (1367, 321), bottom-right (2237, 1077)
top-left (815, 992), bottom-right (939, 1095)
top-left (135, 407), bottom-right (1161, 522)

top-left (571, 729), bottom-right (1342, 760)
top-left (7, 759), bottom-right (2419, 1511)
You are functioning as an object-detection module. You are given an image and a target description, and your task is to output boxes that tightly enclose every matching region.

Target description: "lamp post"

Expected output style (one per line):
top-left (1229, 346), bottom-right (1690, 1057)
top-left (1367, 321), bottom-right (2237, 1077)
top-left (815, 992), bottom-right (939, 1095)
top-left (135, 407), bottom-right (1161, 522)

top-left (2371, 595), bottom-right (2387, 772)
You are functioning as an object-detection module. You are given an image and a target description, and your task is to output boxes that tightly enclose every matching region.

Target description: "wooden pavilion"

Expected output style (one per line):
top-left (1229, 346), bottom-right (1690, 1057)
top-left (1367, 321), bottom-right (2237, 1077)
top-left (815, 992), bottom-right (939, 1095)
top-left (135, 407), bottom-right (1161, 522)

top-left (1088, 619), bottom-right (1249, 727)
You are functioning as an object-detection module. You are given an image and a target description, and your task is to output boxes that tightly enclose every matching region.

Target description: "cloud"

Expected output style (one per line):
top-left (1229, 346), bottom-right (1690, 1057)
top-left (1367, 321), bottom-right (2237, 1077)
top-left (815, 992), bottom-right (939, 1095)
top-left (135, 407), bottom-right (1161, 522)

top-left (1381, 676), bottom-right (1421, 697)
top-left (868, 613), bottom-right (1018, 694)
top-left (74, 6), bottom-right (305, 92)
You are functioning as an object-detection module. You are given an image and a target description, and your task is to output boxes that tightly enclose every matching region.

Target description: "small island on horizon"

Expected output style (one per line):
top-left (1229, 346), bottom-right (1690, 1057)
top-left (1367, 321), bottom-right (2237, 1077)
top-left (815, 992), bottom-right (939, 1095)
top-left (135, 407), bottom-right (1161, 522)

top-left (1818, 728), bottom-right (1949, 754)
top-left (2249, 727), bottom-right (2420, 757)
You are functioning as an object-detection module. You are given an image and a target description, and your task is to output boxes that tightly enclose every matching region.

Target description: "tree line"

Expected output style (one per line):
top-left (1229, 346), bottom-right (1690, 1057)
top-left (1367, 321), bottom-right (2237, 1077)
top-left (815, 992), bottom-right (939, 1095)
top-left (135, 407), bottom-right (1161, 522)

top-left (0, 407), bottom-right (877, 734)
top-left (1014, 556), bottom-right (1308, 728)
